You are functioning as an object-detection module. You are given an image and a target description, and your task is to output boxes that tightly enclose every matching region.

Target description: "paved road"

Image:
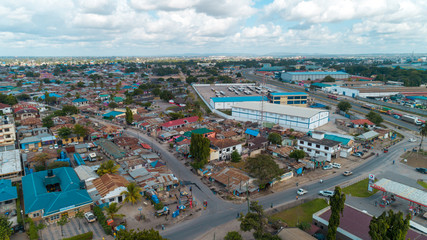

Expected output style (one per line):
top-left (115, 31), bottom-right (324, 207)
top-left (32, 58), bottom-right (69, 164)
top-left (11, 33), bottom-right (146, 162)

top-left (241, 70), bottom-right (422, 132)
top-left (89, 114), bottom-right (419, 240)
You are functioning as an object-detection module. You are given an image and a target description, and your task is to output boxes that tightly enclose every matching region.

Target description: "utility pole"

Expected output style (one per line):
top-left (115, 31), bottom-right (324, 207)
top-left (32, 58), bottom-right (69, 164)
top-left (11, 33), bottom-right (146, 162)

top-left (246, 181), bottom-right (250, 213)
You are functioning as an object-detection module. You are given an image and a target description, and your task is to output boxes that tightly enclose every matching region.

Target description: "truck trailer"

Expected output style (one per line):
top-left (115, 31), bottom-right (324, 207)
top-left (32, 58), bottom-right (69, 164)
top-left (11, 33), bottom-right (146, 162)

top-left (401, 115), bottom-right (422, 125)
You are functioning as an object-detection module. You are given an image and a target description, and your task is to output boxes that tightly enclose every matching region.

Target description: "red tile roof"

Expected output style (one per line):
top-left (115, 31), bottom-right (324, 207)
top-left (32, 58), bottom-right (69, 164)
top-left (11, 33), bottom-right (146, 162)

top-left (0, 103), bottom-right (10, 108)
top-left (161, 116), bottom-right (199, 128)
top-left (351, 119), bottom-right (374, 125)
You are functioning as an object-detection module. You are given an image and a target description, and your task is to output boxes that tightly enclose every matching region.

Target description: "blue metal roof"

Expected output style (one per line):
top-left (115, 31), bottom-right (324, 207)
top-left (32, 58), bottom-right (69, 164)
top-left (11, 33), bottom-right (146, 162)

top-left (0, 179), bottom-right (17, 202)
top-left (285, 71), bottom-right (348, 75)
top-left (269, 92), bottom-right (307, 96)
top-left (22, 167), bottom-right (92, 216)
top-left (211, 96), bottom-right (268, 102)
top-left (245, 128), bottom-right (259, 137)
top-left (324, 134), bottom-right (352, 145)
top-left (312, 82), bottom-right (332, 87)
top-left (103, 111), bottom-right (124, 118)
top-left (72, 98), bottom-right (88, 103)
top-left (40, 93), bottom-right (62, 99)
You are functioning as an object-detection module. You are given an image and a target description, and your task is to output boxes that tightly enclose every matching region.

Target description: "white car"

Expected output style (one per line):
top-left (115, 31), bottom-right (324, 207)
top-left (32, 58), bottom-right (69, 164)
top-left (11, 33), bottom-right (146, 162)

top-left (297, 188), bottom-right (308, 195)
top-left (54, 144), bottom-right (58, 149)
top-left (343, 171), bottom-right (353, 176)
top-left (332, 163), bottom-right (341, 169)
top-left (323, 164), bottom-right (333, 170)
top-left (409, 138), bottom-right (417, 142)
top-left (84, 212), bottom-right (96, 223)
top-left (319, 190), bottom-right (335, 197)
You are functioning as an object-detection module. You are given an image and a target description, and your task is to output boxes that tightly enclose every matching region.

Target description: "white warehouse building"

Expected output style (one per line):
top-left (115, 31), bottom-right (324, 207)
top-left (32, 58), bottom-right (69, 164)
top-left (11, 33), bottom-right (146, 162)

top-left (231, 102), bottom-right (329, 132)
top-left (281, 71), bottom-right (349, 82)
top-left (210, 96), bottom-right (267, 110)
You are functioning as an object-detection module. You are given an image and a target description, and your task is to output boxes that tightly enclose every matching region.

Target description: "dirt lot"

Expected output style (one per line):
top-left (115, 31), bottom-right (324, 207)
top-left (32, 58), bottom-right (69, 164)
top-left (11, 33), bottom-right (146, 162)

top-left (400, 151), bottom-right (427, 168)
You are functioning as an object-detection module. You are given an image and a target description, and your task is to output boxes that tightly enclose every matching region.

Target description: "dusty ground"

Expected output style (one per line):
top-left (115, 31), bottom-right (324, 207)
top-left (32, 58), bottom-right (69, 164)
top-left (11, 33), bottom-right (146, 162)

top-left (400, 151), bottom-right (427, 168)
top-left (196, 218), bottom-right (255, 240)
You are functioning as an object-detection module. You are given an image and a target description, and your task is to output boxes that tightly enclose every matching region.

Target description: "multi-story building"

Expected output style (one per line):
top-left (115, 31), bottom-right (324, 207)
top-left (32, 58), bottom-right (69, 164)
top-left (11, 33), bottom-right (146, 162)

top-left (267, 92), bottom-right (308, 107)
top-left (297, 132), bottom-right (341, 162)
top-left (281, 71), bottom-right (349, 82)
top-left (0, 150), bottom-right (22, 181)
top-left (0, 116), bottom-right (15, 148)
top-left (210, 139), bottom-right (243, 161)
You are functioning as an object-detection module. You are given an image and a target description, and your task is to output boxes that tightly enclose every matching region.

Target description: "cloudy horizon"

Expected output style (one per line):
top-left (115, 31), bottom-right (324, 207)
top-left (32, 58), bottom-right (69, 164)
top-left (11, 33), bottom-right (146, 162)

top-left (1, 0), bottom-right (426, 56)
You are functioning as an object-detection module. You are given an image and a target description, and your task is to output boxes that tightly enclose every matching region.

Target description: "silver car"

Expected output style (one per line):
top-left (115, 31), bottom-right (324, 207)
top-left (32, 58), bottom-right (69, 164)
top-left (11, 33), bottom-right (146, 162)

top-left (319, 190), bottom-right (334, 197)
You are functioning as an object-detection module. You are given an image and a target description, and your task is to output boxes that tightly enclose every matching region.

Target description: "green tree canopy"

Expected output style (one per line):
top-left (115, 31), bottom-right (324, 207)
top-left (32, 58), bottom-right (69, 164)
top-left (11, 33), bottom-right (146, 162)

top-left (108, 102), bottom-right (118, 108)
top-left (369, 210), bottom-right (410, 240)
top-left (322, 75), bottom-right (336, 82)
top-left (190, 133), bottom-right (210, 169)
top-left (337, 101), bottom-right (352, 112)
top-left (327, 186), bottom-right (346, 240)
top-left (125, 107), bottom-right (133, 125)
top-left (420, 124), bottom-right (427, 151)
top-left (268, 132), bottom-right (282, 145)
top-left (97, 160), bottom-right (120, 176)
top-left (366, 111), bottom-right (383, 125)
top-left (289, 149), bottom-right (306, 161)
top-left (231, 151), bottom-right (241, 163)
top-left (42, 115), bottom-right (54, 128)
top-left (225, 231), bottom-right (243, 240)
top-left (0, 215), bottom-right (12, 240)
top-left (246, 154), bottom-right (283, 189)
top-left (73, 124), bottom-right (88, 138)
top-left (58, 127), bottom-right (72, 139)
top-left (104, 202), bottom-right (124, 220)
top-left (240, 201), bottom-right (280, 240)
top-left (121, 182), bottom-right (142, 205)
top-left (61, 105), bottom-right (79, 115)
top-left (116, 228), bottom-right (167, 240)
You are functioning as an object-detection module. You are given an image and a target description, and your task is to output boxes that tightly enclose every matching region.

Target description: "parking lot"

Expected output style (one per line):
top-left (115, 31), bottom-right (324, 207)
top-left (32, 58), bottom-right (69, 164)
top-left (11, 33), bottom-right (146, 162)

top-left (39, 217), bottom-right (109, 240)
top-left (194, 84), bottom-right (269, 104)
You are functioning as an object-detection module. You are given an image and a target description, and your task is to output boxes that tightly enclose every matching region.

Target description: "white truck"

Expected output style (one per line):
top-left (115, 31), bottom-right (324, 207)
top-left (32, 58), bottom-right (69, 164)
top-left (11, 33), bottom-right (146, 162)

top-left (401, 115), bottom-right (422, 125)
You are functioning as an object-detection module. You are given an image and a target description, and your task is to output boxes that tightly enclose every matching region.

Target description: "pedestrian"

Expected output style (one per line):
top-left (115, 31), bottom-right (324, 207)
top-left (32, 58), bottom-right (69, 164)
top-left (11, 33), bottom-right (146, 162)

top-left (296, 182), bottom-right (299, 187)
top-left (393, 160), bottom-right (395, 164)
top-left (296, 195), bottom-right (299, 200)
top-left (237, 213), bottom-right (240, 218)
top-left (271, 203), bottom-right (273, 208)
top-left (162, 225), bottom-right (165, 230)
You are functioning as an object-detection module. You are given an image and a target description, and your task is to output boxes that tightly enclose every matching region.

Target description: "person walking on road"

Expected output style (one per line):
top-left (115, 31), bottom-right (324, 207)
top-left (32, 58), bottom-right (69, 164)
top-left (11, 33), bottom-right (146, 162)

top-left (296, 195), bottom-right (299, 200)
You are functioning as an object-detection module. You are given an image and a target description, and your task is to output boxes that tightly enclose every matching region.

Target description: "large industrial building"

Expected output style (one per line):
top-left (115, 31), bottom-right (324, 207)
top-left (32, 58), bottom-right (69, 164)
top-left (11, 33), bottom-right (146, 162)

top-left (267, 92), bottom-right (308, 107)
top-left (209, 96), bottom-right (267, 110)
top-left (231, 102), bottom-right (329, 132)
top-left (281, 71), bottom-right (349, 81)
top-left (327, 86), bottom-right (427, 98)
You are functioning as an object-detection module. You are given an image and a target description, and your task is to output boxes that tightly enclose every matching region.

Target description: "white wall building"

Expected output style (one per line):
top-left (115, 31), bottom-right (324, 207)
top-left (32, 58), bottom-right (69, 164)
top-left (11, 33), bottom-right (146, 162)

top-left (231, 102), bottom-right (329, 132)
top-left (281, 71), bottom-right (349, 81)
top-left (297, 132), bottom-right (341, 162)
top-left (209, 96), bottom-right (266, 110)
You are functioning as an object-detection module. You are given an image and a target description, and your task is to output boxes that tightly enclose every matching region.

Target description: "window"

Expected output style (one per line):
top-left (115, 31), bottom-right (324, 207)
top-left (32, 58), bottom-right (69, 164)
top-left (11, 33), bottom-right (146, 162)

top-left (324, 146), bottom-right (329, 150)
top-left (301, 101), bottom-right (307, 104)
top-left (315, 151), bottom-right (320, 154)
top-left (299, 147), bottom-right (303, 150)
top-left (307, 149), bottom-right (311, 152)
top-left (227, 148), bottom-right (230, 152)
top-left (299, 141), bottom-right (304, 144)
top-left (316, 144), bottom-right (320, 148)
top-left (294, 96), bottom-right (301, 99)
top-left (274, 101), bottom-right (280, 104)
top-left (5, 135), bottom-right (10, 138)
top-left (233, 146), bottom-right (236, 150)
top-left (33, 213), bottom-right (40, 217)
top-left (4, 128), bottom-right (9, 132)
top-left (308, 143), bottom-right (312, 146)
top-left (301, 96), bottom-right (307, 99)
top-left (4, 200), bottom-right (13, 204)
top-left (294, 101), bottom-right (301, 104)
top-left (288, 96), bottom-right (294, 99)
top-left (287, 101), bottom-right (294, 104)
top-left (109, 198), bottom-right (115, 202)
top-left (50, 215), bottom-right (60, 221)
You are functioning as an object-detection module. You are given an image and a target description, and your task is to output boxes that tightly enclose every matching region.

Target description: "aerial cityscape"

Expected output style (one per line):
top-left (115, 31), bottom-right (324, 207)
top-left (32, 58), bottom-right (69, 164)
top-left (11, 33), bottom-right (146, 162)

top-left (0, 1), bottom-right (426, 240)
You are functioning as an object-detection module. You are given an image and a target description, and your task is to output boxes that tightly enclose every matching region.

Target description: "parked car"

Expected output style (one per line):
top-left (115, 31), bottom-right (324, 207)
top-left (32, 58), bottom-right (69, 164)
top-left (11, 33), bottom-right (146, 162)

top-left (38, 147), bottom-right (43, 152)
top-left (409, 138), bottom-right (417, 142)
top-left (84, 212), bottom-right (97, 223)
top-left (24, 148), bottom-right (29, 153)
top-left (383, 148), bottom-right (389, 153)
top-left (297, 188), bottom-right (308, 195)
top-left (322, 164), bottom-right (333, 170)
top-left (343, 171), bottom-right (353, 176)
top-left (54, 144), bottom-right (58, 149)
top-left (319, 190), bottom-right (334, 197)
top-left (356, 151), bottom-right (365, 156)
top-left (49, 145), bottom-right (53, 149)
top-left (416, 168), bottom-right (427, 174)
top-left (332, 163), bottom-right (341, 169)
top-left (352, 153), bottom-right (362, 157)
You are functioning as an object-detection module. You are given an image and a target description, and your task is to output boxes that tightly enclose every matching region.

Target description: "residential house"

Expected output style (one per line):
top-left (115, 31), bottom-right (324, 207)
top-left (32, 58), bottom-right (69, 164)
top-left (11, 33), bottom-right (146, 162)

top-left (13, 106), bottom-right (39, 123)
top-left (72, 98), bottom-right (89, 107)
top-left (22, 168), bottom-right (93, 223)
top-left (247, 136), bottom-right (268, 157)
top-left (297, 132), bottom-right (341, 161)
top-left (20, 117), bottom-right (43, 128)
top-left (95, 139), bottom-right (126, 160)
top-left (210, 138), bottom-right (243, 161)
top-left (0, 179), bottom-right (17, 217)
top-left (0, 103), bottom-right (12, 114)
top-left (209, 167), bottom-right (258, 196)
top-left (92, 173), bottom-right (129, 204)
top-left (350, 119), bottom-right (375, 129)
top-left (0, 116), bottom-right (16, 148)
top-left (160, 116), bottom-right (199, 131)
top-left (0, 150), bottom-right (22, 181)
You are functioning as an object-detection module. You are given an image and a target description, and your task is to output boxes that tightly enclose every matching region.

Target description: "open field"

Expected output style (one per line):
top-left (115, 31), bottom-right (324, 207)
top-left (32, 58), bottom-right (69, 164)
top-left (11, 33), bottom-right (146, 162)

top-left (342, 178), bottom-right (378, 198)
top-left (401, 151), bottom-right (427, 168)
top-left (271, 198), bottom-right (328, 227)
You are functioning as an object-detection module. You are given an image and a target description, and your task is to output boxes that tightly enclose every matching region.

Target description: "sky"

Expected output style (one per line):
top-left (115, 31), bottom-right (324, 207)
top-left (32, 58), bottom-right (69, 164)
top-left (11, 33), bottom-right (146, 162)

top-left (1, 0), bottom-right (427, 56)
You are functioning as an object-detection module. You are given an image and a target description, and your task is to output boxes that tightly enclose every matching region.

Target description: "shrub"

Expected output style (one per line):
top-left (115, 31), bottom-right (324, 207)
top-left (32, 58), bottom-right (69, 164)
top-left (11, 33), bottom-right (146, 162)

top-left (93, 206), bottom-right (112, 235)
top-left (63, 231), bottom-right (93, 240)
top-left (154, 202), bottom-right (164, 211)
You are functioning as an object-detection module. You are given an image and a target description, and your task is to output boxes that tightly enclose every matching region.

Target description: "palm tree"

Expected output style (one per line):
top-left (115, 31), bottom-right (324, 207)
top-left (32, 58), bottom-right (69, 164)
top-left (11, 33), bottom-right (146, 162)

top-left (104, 202), bottom-right (125, 220)
top-left (121, 182), bottom-right (142, 205)
top-left (420, 124), bottom-right (427, 151)
top-left (97, 160), bottom-right (120, 176)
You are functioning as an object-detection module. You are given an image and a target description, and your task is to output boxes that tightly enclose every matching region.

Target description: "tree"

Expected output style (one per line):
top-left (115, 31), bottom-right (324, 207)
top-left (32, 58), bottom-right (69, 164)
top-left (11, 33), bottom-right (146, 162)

top-left (337, 101), bottom-right (352, 112)
top-left (34, 153), bottom-right (49, 168)
top-left (327, 186), bottom-right (346, 240)
top-left (245, 154), bottom-right (283, 189)
top-left (62, 105), bottom-right (79, 115)
top-left (42, 115), bottom-right (54, 128)
top-left (366, 111), bottom-right (383, 125)
top-left (77, 81), bottom-right (85, 88)
top-left (97, 160), bottom-right (120, 176)
top-left (121, 182), bottom-right (142, 205)
top-left (116, 228), bottom-right (166, 240)
top-left (240, 201), bottom-right (280, 240)
top-left (108, 102), bottom-right (118, 108)
top-left (236, 72), bottom-right (242, 78)
top-left (75, 210), bottom-right (84, 230)
top-left (419, 124), bottom-right (427, 151)
top-left (369, 210), bottom-right (410, 240)
top-left (125, 107), bottom-right (133, 125)
top-left (104, 202), bottom-right (124, 220)
top-left (289, 149), bottom-right (306, 161)
top-left (189, 133), bottom-right (210, 169)
top-left (0, 215), bottom-right (12, 240)
top-left (322, 75), bottom-right (335, 82)
top-left (73, 124), bottom-right (88, 138)
top-left (57, 215), bottom-right (69, 236)
top-left (225, 231), bottom-right (243, 240)
top-left (268, 132), bottom-right (282, 145)
top-left (16, 80), bottom-right (23, 87)
top-left (58, 127), bottom-right (72, 139)
top-left (47, 161), bottom-right (69, 169)
top-left (231, 151), bottom-right (241, 163)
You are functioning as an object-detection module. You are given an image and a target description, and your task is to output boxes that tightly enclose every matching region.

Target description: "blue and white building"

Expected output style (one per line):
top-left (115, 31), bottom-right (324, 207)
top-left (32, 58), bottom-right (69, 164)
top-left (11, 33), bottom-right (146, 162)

top-left (210, 96), bottom-right (267, 110)
top-left (281, 71), bottom-right (349, 82)
top-left (232, 102), bottom-right (329, 132)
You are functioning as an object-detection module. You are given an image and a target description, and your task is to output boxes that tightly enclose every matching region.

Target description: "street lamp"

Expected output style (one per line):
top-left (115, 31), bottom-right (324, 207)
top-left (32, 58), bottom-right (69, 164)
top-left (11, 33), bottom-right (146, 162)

top-left (138, 207), bottom-right (143, 221)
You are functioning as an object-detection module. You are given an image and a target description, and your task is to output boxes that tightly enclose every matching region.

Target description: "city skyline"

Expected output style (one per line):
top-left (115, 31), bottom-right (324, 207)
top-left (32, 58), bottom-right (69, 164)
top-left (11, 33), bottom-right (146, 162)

top-left (1, 0), bottom-right (426, 56)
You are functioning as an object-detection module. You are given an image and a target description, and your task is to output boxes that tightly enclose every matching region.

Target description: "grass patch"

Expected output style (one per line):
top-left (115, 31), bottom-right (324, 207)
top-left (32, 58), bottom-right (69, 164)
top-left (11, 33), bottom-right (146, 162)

top-left (342, 178), bottom-right (378, 197)
top-left (417, 180), bottom-right (427, 190)
top-left (219, 109), bottom-right (232, 115)
top-left (271, 198), bottom-right (328, 227)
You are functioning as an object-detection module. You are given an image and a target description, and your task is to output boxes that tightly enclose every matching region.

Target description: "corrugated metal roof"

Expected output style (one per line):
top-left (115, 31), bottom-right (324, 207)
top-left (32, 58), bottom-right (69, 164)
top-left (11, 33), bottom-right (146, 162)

top-left (232, 102), bottom-right (328, 119)
top-left (372, 178), bottom-right (427, 207)
top-left (210, 96), bottom-right (268, 103)
top-left (269, 92), bottom-right (307, 96)
top-left (285, 71), bottom-right (348, 75)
